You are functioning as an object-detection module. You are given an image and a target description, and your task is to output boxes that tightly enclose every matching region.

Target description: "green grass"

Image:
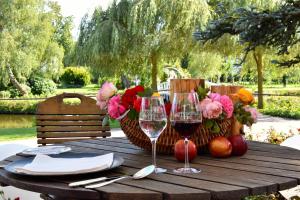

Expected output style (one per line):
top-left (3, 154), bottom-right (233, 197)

top-left (0, 127), bottom-right (36, 142)
top-left (55, 84), bottom-right (99, 95)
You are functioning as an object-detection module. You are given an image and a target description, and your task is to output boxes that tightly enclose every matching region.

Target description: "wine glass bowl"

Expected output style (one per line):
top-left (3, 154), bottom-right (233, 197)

top-left (170, 92), bottom-right (202, 173)
top-left (139, 96), bottom-right (167, 173)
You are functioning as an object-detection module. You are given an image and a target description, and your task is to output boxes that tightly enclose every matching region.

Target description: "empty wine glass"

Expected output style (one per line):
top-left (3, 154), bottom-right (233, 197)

top-left (170, 92), bottom-right (202, 173)
top-left (139, 96), bottom-right (167, 173)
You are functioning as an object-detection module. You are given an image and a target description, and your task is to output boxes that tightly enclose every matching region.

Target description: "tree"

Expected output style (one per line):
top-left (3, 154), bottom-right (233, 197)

top-left (0, 0), bottom-right (73, 95)
top-left (127, 0), bottom-right (211, 90)
top-left (75, 0), bottom-right (211, 90)
top-left (194, 0), bottom-right (299, 108)
top-left (48, 1), bottom-right (74, 66)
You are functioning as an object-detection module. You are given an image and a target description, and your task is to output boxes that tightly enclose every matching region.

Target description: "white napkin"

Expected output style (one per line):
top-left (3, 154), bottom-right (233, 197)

top-left (16, 153), bottom-right (114, 175)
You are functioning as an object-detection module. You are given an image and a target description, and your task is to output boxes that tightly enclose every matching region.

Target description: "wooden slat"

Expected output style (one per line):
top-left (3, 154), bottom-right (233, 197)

top-left (68, 140), bottom-right (298, 190)
top-left (37, 131), bottom-right (111, 138)
top-left (37, 126), bottom-right (110, 132)
top-left (67, 144), bottom-right (279, 198)
top-left (94, 183), bottom-right (163, 200)
top-left (37, 137), bottom-right (109, 145)
top-left (37, 115), bottom-right (105, 121)
top-left (37, 121), bottom-right (103, 126)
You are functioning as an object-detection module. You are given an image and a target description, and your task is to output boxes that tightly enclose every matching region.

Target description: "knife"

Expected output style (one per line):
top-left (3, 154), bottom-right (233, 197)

top-left (69, 176), bottom-right (119, 187)
top-left (85, 176), bottom-right (128, 189)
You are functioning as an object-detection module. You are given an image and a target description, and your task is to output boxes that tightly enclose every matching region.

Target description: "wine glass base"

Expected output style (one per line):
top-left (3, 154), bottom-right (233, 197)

top-left (173, 167), bottom-right (201, 174)
top-left (155, 167), bottom-right (167, 174)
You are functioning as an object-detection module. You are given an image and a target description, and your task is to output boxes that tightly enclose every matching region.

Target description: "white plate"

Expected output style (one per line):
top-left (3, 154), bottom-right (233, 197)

top-left (21, 146), bottom-right (72, 155)
top-left (5, 153), bottom-right (124, 176)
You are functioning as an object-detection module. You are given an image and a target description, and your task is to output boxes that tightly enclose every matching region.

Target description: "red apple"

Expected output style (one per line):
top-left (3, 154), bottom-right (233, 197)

top-left (228, 135), bottom-right (248, 156)
top-left (174, 140), bottom-right (197, 162)
top-left (209, 136), bottom-right (232, 158)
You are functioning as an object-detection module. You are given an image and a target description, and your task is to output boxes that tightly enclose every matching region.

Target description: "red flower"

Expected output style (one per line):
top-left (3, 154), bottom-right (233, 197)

top-left (122, 88), bottom-right (137, 109)
top-left (133, 85), bottom-right (144, 94)
top-left (165, 102), bottom-right (172, 116)
top-left (133, 97), bottom-right (142, 112)
top-left (14, 198), bottom-right (20, 200)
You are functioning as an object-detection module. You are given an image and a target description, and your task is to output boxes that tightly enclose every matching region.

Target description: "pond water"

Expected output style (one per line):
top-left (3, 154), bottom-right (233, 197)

top-left (0, 114), bottom-right (35, 128)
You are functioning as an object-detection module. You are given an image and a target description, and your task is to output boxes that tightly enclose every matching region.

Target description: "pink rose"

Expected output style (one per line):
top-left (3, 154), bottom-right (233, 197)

top-left (244, 106), bottom-right (258, 123)
top-left (209, 93), bottom-right (221, 102)
top-left (108, 95), bottom-right (127, 119)
top-left (96, 100), bottom-right (108, 110)
top-left (96, 82), bottom-right (117, 110)
top-left (200, 98), bottom-right (223, 119)
top-left (97, 82), bottom-right (117, 101)
top-left (220, 95), bottom-right (234, 118)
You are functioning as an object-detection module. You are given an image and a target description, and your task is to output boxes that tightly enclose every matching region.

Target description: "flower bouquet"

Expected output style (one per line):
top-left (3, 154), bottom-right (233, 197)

top-left (96, 82), bottom-right (258, 154)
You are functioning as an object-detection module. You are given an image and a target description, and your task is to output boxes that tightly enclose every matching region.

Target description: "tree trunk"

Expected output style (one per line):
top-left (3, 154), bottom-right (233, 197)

top-left (6, 65), bottom-right (27, 96)
top-left (282, 75), bottom-right (287, 87)
top-left (150, 51), bottom-right (158, 91)
top-left (253, 50), bottom-right (263, 109)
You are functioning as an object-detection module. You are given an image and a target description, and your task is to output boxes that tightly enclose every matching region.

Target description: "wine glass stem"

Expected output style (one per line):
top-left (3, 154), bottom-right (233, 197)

top-left (184, 138), bottom-right (190, 169)
top-left (151, 139), bottom-right (157, 167)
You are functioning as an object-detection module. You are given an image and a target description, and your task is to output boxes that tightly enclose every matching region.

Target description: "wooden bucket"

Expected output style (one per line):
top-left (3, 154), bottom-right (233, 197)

top-left (169, 79), bottom-right (205, 102)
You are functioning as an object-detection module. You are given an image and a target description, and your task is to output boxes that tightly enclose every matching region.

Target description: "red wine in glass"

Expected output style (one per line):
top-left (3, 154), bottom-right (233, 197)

top-left (171, 121), bottom-right (201, 138)
top-left (170, 92), bottom-right (202, 174)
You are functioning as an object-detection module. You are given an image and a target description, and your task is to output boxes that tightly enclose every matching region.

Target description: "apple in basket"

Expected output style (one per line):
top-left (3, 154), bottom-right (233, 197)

top-left (228, 135), bottom-right (248, 156)
top-left (174, 140), bottom-right (197, 162)
top-left (209, 136), bottom-right (232, 158)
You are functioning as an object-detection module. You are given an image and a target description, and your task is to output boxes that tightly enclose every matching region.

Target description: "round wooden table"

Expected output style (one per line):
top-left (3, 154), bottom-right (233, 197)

top-left (0, 137), bottom-right (300, 200)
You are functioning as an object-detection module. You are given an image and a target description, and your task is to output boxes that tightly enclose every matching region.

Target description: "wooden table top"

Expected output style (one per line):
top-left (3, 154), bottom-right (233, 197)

top-left (0, 137), bottom-right (300, 200)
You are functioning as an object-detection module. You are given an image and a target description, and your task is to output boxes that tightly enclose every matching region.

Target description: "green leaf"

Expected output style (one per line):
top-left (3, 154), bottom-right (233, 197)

top-left (127, 109), bottom-right (139, 120)
top-left (138, 88), bottom-right (153, 97)
top-left (197, 87), bottom-right (209, 101)
top-left (204, 119), bottom-right (214, 129)
top-left (211, 122), bottom-right (220, 133)
top-left (102, 115), bottom-right (109, 127)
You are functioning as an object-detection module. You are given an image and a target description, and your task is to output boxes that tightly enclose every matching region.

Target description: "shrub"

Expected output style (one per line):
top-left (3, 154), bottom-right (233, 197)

top-left (98, 76), bottom-right (118, 86)
top-left (60, 67), bottom-right (91, 87)
top-left (0, 100), bottom-right (39, 114)
top-left (0, 91), bottom-right (11, 98)
top-left (29, 77), bottom-right (57, 95)
top-left (266, 128), bottom-right (297, 144)
top-left (9, 87), bottom-right (21, 98)
top-left (260, 96), bottom-right (300, 119)
top-left (8, 84), bottom-right (31, 98)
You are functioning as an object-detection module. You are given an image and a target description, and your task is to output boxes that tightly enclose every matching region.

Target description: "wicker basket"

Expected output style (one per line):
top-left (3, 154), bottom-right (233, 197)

top-left (120, 116), bottom-right (232, 154)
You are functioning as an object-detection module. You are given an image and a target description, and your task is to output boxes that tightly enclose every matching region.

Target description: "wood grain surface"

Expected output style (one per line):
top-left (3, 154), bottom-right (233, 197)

top-left (0, 137), bottom-right (299, 200)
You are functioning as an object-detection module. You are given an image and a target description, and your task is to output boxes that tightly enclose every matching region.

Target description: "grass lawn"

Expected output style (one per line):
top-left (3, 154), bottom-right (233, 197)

top-left (0, 127), bottom-right (36, 142)
top-left (56, 84), bottom-right (99, 95)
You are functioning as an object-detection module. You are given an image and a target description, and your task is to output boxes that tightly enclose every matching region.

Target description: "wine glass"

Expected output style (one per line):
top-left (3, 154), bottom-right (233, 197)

top-left (170, 92), bottom-right (202, 173)
top-left (139, 96), bottom-right (167, 173)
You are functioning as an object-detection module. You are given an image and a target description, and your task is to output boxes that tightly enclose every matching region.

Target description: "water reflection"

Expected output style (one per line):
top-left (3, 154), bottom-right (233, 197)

top-left (0, 115), bottom-right (35, 128)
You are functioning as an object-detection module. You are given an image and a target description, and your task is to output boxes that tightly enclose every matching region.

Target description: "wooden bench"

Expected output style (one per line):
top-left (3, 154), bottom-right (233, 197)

top-left (36, 93), bottom-right (110, 145)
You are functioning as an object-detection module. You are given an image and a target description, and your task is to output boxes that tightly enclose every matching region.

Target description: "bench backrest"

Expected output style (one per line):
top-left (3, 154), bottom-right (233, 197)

top-left (36, 93), bottom-right (110, 145)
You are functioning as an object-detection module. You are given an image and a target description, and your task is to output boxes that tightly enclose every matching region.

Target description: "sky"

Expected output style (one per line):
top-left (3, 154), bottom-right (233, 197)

top-left (55, 0), bottom-right (113, 39)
